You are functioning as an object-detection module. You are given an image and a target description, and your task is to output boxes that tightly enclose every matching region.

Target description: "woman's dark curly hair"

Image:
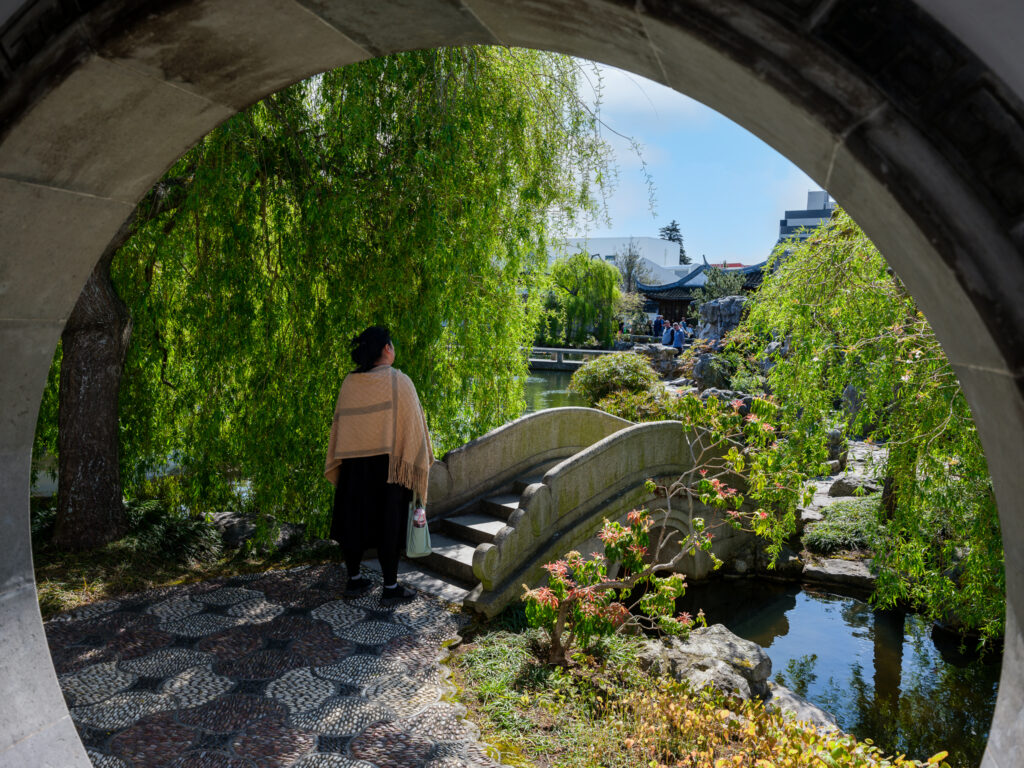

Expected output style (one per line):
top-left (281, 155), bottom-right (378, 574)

top-left (350, 325), bottom-right (391, 372)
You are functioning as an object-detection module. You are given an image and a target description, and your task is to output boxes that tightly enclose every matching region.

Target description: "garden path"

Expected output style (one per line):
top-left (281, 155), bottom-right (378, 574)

top-left (45, 563), bottom-right (499, 768)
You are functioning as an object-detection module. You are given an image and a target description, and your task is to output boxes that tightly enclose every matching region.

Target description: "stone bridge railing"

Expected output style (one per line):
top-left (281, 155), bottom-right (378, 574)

top-left (463, 419), bottom-right (753, 616)
top-left (426, 407), bottom-right (631, 517)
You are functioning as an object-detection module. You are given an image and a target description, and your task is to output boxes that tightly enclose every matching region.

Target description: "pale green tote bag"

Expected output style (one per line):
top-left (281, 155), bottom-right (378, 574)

top-left (406, 496), bottom-right (432, 558)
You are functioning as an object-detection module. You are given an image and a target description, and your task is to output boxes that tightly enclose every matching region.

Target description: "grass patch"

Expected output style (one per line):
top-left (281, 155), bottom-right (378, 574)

top-left (803, 495), bottom-right (881, 556)
top-left (450, 606), bottom-right (949, 768)
top-left (31, 496), bottom-right (331, 620)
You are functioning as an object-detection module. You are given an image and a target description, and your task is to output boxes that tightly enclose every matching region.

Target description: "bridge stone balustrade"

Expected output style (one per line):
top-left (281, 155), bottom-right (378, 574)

top-left (465, 420), bottom-right (754, 616)
top-left (426, 406), bottom-right (631, 517)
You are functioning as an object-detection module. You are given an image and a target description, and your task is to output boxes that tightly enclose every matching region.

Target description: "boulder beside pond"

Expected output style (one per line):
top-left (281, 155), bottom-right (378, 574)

top-left (638, 623), bottom-right (771, 699)
top-left (765, 682), bottom-right (839, 730)
top-left (802, 557), bottom-right (876, 591)
top-left (639, 624), bottom-right (842, 731)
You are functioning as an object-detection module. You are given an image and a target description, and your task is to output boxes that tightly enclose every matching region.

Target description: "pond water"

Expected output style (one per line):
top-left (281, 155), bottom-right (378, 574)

top-left (676, 580), bottom-right (999, 767)
top-left (523, 369), bottom-right (587, 413)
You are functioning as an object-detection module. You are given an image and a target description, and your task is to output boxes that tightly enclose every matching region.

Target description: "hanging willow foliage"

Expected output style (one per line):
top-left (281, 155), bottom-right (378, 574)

top-left (35, 47), bottom-right (618, 538)
top-left (746, 209), bottom-right (1004, 640)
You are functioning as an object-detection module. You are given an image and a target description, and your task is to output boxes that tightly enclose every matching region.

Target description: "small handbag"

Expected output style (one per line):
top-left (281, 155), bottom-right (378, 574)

top-left (405, 495), bottom-right (432, 558)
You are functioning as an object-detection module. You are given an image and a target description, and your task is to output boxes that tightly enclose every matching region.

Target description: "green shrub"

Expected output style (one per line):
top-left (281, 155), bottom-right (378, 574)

top-left (802, 495), bottom-right (880, 555)
top-left (730, 370), bottom-right (768, 395)
top-left (568, 352), bottom-right (660, 405)
top-left (120, 498), bottom-right (223, 563)
top-left (30, 498), bottom-right (58, 543)
top-left (596, 388), bottom-right (674, 422)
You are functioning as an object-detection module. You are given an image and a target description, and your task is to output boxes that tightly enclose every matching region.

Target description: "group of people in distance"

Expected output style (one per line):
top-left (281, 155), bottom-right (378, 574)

top-left (653, 314), bottom-right (693, 352)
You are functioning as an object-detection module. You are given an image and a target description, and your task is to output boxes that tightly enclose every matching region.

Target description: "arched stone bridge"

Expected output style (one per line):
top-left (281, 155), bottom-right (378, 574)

top-left (421, 407), bottom-right (752, 617)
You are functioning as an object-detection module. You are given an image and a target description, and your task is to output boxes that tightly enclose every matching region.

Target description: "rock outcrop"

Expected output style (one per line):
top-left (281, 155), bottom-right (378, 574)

top-left (632, 343), bottom-right (682, 376)
top-left (692, 353), bottom-right (732, 390)
top-left (212, 510), bottom-right (305, 552)
top-left (695, 295), bottom-right (747, 341)
top-left (765, 683), bottom-right (839, 730)
top-left (828, 475), bottom-right (881, 497)
top-left (638, 624), bottom-right (771, 699)
top-left (802, 557), bottom-right (876, 591)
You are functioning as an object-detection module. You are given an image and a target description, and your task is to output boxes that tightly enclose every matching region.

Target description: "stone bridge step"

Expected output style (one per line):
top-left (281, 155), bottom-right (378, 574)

top-left (480, 493), bottom-right (520, 520)
top-left (512, 475), bottom-right (544, 494)
top-left (440, 512), bottom-right (507, 546)
top-left (420, 532), bottom-right (477, 583)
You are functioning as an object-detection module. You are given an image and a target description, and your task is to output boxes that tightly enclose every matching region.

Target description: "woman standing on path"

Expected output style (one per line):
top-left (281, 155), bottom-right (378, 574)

top-left (325, 326), bottom-right (434, 603)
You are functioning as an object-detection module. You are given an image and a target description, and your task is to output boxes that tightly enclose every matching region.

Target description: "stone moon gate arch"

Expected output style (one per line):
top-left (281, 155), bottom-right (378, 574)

top-left (1, 1), bottom-right (1022, 765)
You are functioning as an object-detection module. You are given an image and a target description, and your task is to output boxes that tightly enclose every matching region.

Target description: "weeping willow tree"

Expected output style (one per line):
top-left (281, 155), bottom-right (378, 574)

top-left (35, 47), bottom-right (616, 548)
top-left (746, 209), bottom-right (1004, 640)
top-left (547, 250), bottom-right (622, 347)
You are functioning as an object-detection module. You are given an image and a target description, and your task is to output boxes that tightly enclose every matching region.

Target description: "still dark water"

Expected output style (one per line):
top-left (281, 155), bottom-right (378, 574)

top-left (677, 580), bottom-right (1000, 767)
top-left (523, 369), bottom-right (586, 413)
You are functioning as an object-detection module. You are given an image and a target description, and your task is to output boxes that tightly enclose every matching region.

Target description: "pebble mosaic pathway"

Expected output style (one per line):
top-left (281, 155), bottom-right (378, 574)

top-left (45, 565), bottom-right (502, 768)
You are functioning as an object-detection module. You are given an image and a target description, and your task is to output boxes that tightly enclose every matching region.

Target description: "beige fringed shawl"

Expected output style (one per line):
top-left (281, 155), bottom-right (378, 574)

top-left (324, 365), bottom-right (434, 501)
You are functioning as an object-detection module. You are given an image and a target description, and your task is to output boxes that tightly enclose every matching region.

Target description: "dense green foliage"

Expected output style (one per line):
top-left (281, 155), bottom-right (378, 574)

top-left (802, 496), bottom-right (881, 555)
top-left (746, 209), bottom-right (1003, 638)
top-left (540, 251), bottom-right (622, 347)
top-left (34, 48), bottom-right (615, 536)
top-left (568, 351), bottom-right (660, 404)
top-left (596, 387), bottom-right (672, 422)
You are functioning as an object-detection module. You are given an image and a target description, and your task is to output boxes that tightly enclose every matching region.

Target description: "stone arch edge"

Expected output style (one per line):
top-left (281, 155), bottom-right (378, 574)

top-left (1, 2), bottom-right (1023, 767)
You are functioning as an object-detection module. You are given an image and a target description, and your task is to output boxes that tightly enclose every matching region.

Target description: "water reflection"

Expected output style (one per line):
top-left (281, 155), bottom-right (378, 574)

top-left (523, 370), bottom-right (586, 413)
top-left (677, 580), bottom-right (1000, 767)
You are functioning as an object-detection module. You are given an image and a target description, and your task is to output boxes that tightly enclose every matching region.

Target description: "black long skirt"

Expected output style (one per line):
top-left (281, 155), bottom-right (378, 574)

top-left (330, 454), bottom-right (411, 579)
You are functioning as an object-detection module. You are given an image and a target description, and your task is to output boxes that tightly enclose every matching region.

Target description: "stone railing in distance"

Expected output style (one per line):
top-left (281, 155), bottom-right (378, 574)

top-left (464, 420), bottom-right (755, 616)
top-left (426, 407), bottom-right (631, 517)
top-left (528, 346), bottom-right (619, 371)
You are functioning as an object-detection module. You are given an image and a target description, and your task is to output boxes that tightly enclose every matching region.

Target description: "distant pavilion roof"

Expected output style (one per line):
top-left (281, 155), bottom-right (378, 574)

top-left (637, 262), bottom-right (768, 299)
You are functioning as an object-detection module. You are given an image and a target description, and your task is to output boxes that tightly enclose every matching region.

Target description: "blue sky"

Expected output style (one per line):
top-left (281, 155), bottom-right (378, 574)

top-left (569, 63), bottom-right (820, 266)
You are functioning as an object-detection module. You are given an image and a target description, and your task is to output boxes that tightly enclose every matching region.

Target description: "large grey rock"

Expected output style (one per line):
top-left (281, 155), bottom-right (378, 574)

top-left (692, 353), bottom-right (732, 390)
top-left (638, 624), bottom-right (771, 699)
top-left (828, 475), bottom-right (880, 497)
top-left (826, 429), bottom-right (848, 471)
top-left (212, 510), bottom-right (305, 552)
top-left (633, 343), bottom-right (681, 376)
top-left (695, 295), bottom-right (747, 341)
top-left (761, 544), bottom-right (804, 579)
top-left (212, 510), bottom-right (256, 549)
top-left (765, 682), bottom-right (839, 730)
top-left (802, 557), bottom-right (876, 591)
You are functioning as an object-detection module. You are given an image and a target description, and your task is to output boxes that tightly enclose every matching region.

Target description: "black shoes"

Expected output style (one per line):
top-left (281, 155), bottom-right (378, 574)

top-left (380, 584), bottom-right (416, 605)
top-left (344, 577), bottom-right (372, 597)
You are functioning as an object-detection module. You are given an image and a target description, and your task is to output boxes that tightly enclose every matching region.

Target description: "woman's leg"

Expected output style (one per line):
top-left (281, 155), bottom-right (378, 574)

top-left (377, 481), bottom-right (411, 586)
top-left (331, 459), bottom-right (372, 580)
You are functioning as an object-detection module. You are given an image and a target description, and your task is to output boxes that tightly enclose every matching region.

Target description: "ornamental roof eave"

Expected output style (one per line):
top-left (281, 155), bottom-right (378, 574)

top-left (636, 260), bottom-right (768, 295)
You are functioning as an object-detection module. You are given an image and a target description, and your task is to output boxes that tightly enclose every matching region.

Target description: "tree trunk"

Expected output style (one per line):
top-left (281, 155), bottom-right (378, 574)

top-left (52, 231), bottom-right (133, 551)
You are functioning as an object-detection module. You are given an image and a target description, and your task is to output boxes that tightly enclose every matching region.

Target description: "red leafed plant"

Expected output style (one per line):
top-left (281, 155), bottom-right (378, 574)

top-left (523, 496), bottom-right (716, 666)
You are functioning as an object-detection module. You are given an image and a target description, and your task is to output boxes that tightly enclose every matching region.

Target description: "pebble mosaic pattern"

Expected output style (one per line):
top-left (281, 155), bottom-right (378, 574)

top-left (46, 564), bottom-right (502, 767)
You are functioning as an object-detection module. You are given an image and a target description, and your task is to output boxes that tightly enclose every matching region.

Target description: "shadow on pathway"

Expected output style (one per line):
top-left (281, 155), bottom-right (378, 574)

top-left (45, 563), bottom-right (499, 768)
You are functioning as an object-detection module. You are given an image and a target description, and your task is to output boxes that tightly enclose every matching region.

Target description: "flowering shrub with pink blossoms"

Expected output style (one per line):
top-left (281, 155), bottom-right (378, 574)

top-left (524, 393), bottom-right (811, 666)
top-left (523, 505), bottom-right (712, 665)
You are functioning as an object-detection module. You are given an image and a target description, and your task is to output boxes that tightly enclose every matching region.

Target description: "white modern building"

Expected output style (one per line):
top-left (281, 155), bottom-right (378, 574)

top-left (554, 235), bottom-right (690, 285)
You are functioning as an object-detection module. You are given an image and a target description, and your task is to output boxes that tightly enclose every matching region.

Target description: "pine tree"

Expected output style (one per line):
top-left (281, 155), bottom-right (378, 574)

top-left (659, 219), bottom-right (691, 265)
